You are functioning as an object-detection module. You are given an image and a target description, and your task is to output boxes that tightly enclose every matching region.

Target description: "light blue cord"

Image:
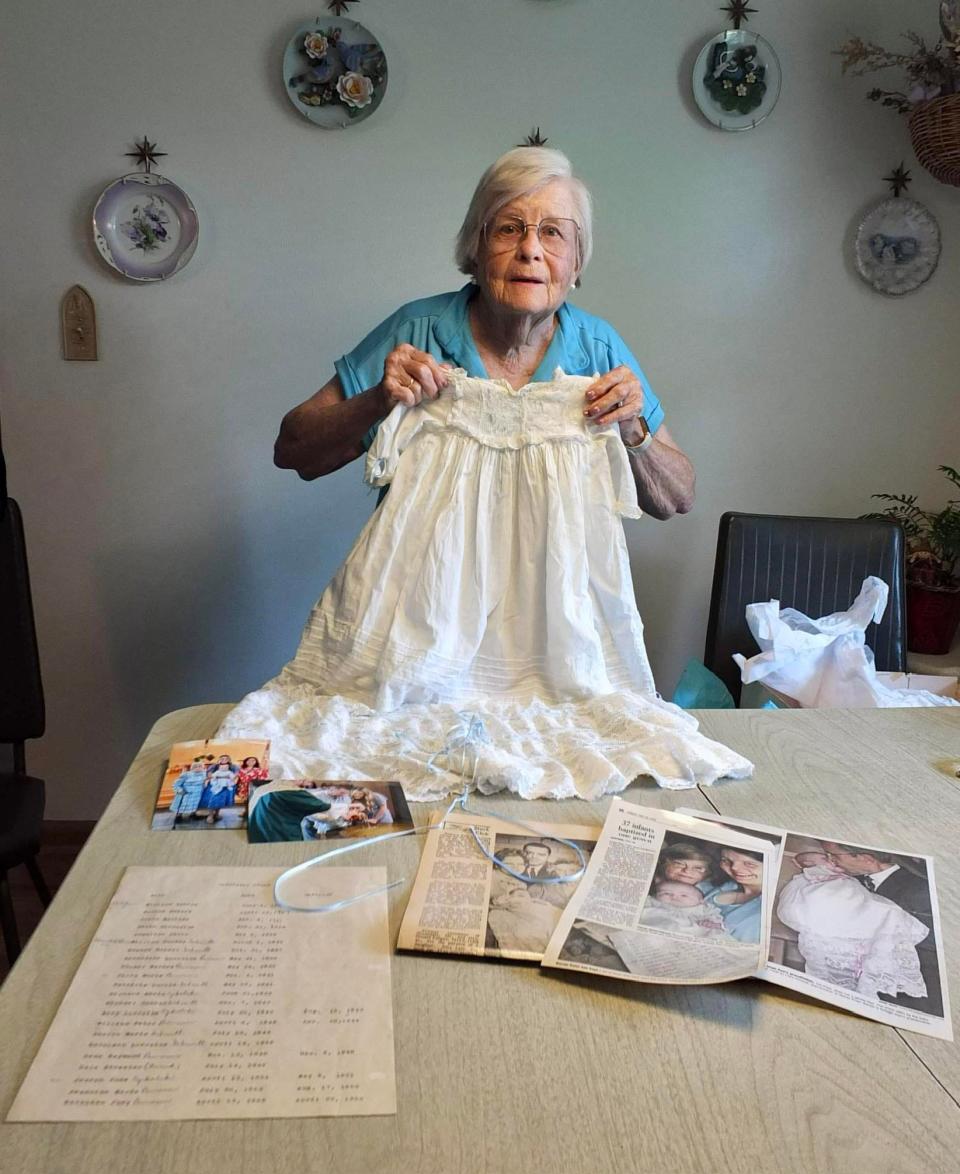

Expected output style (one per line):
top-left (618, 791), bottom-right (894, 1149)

top-left (458, 796), bottom-right (587, 887)
top-left (273, 791), bottom-right (462, 913)
top-left (272, 712), bottom-right (588, 914)
top-left (424, 711), bottom-right (489, 776)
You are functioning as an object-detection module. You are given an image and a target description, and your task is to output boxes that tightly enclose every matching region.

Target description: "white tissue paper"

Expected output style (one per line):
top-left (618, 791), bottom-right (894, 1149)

top-left (733, 576), bottom-right (959, 708)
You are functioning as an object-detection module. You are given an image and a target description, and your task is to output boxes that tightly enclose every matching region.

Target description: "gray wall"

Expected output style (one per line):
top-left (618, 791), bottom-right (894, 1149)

top-left (2, 0), bottom-right (958, 817)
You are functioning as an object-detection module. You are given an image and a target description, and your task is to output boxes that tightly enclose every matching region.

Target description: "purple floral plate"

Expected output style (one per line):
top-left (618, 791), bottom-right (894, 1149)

top-left (93, 173), bottom-right (199, 281)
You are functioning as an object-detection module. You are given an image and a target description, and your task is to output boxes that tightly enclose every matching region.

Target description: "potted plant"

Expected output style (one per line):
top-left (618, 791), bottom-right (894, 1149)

top-left (835, 3), bottom-right (960, 185)
top-left (863, 465), bottom-right (960, 654)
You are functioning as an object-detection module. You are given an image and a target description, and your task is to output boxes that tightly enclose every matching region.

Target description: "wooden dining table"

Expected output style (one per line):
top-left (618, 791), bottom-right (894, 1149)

top-left (1, 703), bottom-right (959, 1173)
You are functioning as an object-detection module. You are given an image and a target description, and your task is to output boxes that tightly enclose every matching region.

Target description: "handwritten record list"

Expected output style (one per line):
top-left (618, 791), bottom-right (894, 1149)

top-left (7, 867), bottom-right (396, 1121)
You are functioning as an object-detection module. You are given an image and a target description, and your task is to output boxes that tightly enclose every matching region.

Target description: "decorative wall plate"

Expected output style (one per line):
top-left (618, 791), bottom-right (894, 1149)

top-left (93, 173), bottom-right (198, 281)
top-left (283, 18), bottom-right (387, 128)
top-left (692, 30), bottom-right (782, 131)
top-left (854, 197), bottom-right (941, 295)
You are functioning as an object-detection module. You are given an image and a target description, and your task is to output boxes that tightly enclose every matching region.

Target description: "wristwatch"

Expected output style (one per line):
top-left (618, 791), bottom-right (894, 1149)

top-left (624, 415), bottom-right (654, 453)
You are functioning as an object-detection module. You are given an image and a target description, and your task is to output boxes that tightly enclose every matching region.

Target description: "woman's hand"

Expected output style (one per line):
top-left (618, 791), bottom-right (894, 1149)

top-left (379, 344), bottom-right (451, 411)
top-left (276, 350), bottom-right (453, 482)
top-left (583, 365), bottom-right (644, 435)
top-left (583, 366), bottom-right (696, 519)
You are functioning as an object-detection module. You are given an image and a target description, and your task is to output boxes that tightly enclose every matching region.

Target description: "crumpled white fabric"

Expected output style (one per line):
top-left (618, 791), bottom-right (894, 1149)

top-left (218, 684), bottom-right (754, 800)
top-left (219, 369), bottom-right (754, 798)
top-left (734, 576), bottom-right (959, 708)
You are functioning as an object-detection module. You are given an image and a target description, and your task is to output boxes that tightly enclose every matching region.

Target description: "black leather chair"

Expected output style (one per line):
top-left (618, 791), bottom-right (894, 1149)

top-left (0, 498), bottom-right (51, 965)
top-left (704, 512), bottom-right (907, 705)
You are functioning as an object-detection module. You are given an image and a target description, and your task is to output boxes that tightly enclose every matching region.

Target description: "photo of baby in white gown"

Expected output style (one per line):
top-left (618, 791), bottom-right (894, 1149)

top-left (638, 880), bottom-right (732, 939)
top-left (486, 876), bottom-right (563, 954)
top-left (776, 850), bottom-right (929, 1001)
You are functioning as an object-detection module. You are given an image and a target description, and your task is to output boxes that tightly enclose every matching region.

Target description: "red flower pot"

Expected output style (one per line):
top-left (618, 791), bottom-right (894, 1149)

top-left (906, 582), bottom-right (960, 655)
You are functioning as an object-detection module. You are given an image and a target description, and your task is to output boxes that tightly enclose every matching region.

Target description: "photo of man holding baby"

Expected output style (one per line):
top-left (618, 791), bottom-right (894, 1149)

top-left (771, 834), bottom-right (943, 1018)
top-left (483, 834), bottom-right (592, 956)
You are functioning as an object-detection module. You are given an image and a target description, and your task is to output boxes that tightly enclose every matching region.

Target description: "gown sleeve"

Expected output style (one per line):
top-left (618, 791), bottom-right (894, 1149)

top-left (775, 874), bottom-right (813, 932)
top-left (602, 429), bottom-right (644, 520)
top-left (364, 403), bottom-right (426, 487)
top-left (364, 371), bottom-right (463, 487)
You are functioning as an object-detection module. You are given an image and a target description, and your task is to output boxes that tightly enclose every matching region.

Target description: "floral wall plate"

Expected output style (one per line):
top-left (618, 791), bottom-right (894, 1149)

top-left (692, 30), bottom-right (781, 131)
top-left (283, 18), bottom-right (387, 128)
top-left (93, 173), bottom-right (198, 282)
top-left (854, 197), bottom-right (941, 296)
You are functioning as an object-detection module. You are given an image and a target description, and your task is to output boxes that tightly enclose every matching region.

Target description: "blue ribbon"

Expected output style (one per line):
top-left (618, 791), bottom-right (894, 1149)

top-left (273, 712), bottom-right (588, 914)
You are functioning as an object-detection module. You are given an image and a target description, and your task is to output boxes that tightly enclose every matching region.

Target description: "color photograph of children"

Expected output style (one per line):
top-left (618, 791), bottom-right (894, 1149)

top-left (199, 755), bottom-right (240, 824)
top-left (770, 833), bottom-right (943, 1017)
top-left (246, 780), bottom-right (413, 844)
top-left (483, 834), bottom-right (593, 957)
top-left (151, 739), bottom-right (270, 831)
top-left (233, 756), bottom-right (269, 806)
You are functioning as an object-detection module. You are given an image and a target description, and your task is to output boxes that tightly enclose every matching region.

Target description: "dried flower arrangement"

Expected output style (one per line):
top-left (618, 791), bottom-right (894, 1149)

top-left (835, 2), bottom-right (960, 114)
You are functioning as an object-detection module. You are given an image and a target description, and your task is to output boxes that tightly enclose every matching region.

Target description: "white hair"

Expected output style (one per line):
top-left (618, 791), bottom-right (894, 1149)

top-left (454, 147), bottom-right (594, 282)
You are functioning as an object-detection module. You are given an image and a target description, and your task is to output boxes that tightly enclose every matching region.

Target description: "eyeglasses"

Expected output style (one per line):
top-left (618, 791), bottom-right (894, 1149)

top-left (483, 214), bottom-right (580, 257)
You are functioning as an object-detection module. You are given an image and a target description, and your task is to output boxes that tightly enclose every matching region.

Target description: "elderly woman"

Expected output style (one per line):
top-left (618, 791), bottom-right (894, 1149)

top-left (219, 149), bottom-right (752, 801)
top-left (274, 147), bottom-right (694, 519)
top-left (654, 841), bottom-right (721, 894)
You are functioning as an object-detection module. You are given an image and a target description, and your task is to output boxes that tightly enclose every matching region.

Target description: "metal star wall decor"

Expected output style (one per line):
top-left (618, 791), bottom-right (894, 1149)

top-left (721, 1), bottom-right (757, 30)
top-left (883, 162), bottom-right (913, 198)
top-left (519, 127), bottom-right (549, 147)
top-left (327, 0), bottom-right (358, 15)
top-left (125, 137), bottom-right (167, 174)
top-left (854, 163), bottom-right (939, 295)
top-left (95, 141), bottom-right (198, 282)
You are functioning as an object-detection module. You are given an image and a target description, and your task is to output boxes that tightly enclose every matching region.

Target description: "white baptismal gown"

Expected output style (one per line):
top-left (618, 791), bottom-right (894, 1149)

top-left (776, 865), bottom-right (928, 1000)
top-left (219, 369), bottom-right (753, 799)
top-left (638, 897), bottom-right (730, 939)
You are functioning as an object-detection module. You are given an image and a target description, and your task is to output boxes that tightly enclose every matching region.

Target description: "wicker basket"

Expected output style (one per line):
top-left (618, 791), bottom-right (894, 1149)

top-left (909, 94), bottom-right (960, 186)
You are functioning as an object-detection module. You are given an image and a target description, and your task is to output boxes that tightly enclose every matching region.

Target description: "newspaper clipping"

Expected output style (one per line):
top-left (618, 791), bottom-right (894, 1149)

top-left (678, 810), bottom-right (952, 1041)
top-left (397, 811), bottom-right (599, 961)
top-left (541, 800), bottom-right (776, 984)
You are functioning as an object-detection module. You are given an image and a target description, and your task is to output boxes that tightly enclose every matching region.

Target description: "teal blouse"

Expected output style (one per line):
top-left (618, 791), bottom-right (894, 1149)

top-left (335, 283), bottom-right (665, 451)
top-left (706, 880), bottom-right (763, 944)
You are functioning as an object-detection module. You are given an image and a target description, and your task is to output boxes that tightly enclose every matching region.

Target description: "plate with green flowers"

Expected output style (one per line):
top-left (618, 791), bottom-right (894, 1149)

top-left (283, 18), bottom-right (388, 128)
top-left (692, 30), bottom-right (781, 131)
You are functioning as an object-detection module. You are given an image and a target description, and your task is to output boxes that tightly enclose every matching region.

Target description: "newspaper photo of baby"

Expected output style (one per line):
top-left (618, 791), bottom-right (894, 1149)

top-left (675, 806), bottom-right (952, 1039)
top-left (771, 834), bottom-right (944, 1018)
top-left (397, 813), bottom-right (600, 963)
top-left (544, 803), bottom-right (776, 986)
top-left (553, 832), bottom-right (766, 976)
top-left (484, 835), bottom-right (594, 956)
top-left (637, 834), bottom-right (739, 941)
